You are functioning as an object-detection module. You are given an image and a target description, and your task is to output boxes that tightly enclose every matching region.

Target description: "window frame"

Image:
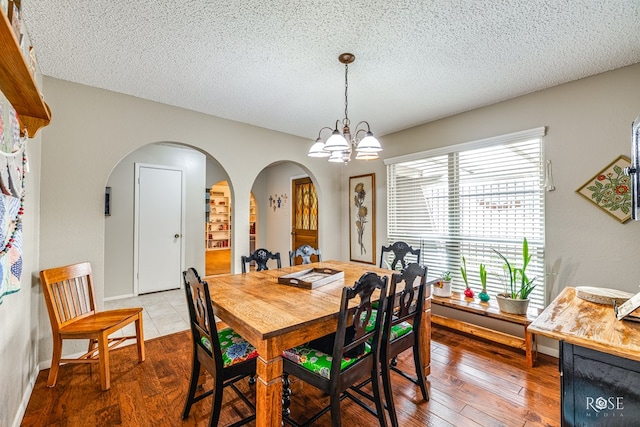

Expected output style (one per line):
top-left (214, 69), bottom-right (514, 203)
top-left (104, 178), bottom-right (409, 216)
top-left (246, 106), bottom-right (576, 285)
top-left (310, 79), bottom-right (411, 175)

top-left (384, 127), bottom-right (547, 308)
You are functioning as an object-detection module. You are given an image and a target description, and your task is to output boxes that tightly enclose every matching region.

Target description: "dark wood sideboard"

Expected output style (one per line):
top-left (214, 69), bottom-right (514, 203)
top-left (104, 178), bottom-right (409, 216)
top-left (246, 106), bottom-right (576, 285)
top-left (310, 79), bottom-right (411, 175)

top-left (529, 287), bottom-right (640, 426)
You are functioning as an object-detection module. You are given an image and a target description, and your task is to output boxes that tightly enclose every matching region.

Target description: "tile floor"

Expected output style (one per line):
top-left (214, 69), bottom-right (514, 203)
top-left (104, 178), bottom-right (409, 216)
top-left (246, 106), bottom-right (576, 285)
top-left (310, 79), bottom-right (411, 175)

top-left (105, 288), bottom-right (190, 341)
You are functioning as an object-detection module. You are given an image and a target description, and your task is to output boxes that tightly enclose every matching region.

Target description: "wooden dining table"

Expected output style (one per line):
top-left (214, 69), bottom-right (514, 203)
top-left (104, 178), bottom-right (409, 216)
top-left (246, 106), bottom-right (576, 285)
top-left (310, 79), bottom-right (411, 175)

top-left (204, 260), bottom-right (432, 427)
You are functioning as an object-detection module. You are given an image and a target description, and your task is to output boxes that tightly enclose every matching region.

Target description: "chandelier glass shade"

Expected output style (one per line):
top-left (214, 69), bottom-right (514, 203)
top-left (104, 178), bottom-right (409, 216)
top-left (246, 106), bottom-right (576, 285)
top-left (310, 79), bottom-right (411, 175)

top-left (308, 53), bottom-right (382, 163)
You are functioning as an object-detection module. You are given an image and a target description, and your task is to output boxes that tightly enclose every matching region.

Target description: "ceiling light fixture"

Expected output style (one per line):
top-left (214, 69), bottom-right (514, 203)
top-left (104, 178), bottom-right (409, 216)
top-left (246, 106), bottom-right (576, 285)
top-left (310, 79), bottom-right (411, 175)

top-left (308, 53), bottom-right (382, 163)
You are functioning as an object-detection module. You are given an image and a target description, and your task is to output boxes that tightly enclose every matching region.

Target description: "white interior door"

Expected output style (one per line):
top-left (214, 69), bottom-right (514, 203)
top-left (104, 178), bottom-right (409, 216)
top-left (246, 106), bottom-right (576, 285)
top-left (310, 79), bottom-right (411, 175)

top-left (135, 164), bottom-right (184, 294)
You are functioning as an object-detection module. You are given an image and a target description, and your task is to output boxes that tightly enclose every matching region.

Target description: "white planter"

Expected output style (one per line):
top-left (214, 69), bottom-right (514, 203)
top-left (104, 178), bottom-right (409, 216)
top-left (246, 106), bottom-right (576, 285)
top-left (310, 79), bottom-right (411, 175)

top-left (433, 280), bottom-right (452, 297)
top-left (496, 293), bottom-right (530, 315)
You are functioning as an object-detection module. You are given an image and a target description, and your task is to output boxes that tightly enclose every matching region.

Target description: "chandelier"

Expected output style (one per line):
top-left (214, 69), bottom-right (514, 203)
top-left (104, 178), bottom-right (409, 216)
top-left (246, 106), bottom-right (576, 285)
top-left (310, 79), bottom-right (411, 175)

top-left (307, 53), bottom-right (382, 163)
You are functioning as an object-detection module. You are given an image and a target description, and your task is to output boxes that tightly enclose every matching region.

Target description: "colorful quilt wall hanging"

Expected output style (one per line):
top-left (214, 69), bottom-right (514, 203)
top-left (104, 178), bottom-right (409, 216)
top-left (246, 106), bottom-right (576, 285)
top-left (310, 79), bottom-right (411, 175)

top-left (0, 92), bottom-right (27, 304)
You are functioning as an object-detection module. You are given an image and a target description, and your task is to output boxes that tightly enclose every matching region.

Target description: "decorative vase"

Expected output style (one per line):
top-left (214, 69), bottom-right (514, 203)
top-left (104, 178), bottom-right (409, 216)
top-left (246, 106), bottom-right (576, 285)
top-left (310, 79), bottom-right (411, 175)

top-left (479, 291), bottom-right (490, 302)
top-left (433, 280), bottom-right (452, 297)
top-left (463, 287), bottom-right (474, 298)
top-left (496, 293), bottom-right (530, 315)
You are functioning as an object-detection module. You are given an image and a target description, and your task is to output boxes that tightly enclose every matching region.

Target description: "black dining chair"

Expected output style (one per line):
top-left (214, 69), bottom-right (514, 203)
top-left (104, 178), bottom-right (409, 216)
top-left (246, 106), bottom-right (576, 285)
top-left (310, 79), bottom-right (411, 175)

top-left (281, 271), bottom-right (390, 427)
top-left (289, 244), bottom-right (322, 266)
top-left (380, 263), bottom-right (429, 427)
top-left (241, 248), bottom-right (281, 273)
top-left (182, 267), bottom-right (258, 426)
top-left (379, 241), bottom-right (421, 271)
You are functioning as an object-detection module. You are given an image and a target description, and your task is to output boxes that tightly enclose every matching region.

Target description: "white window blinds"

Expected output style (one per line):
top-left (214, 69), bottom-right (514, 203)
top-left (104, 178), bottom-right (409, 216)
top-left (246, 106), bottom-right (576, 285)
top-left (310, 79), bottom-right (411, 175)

top-left (385, 128), bottom-right (546, 308)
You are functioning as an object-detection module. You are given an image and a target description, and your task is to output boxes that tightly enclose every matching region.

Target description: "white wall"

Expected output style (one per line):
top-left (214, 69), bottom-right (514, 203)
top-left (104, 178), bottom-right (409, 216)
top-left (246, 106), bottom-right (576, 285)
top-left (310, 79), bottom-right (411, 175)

top-left (0, 131), bottom-right (41, 426)
top-left (205, 156), bottom-right (227, 188)
top-left (104, 143), bottom-right (207, 298)
top-left (259, 162), bottom-right (307, 262)
top-left (251, 173), bottom-right (268, 249)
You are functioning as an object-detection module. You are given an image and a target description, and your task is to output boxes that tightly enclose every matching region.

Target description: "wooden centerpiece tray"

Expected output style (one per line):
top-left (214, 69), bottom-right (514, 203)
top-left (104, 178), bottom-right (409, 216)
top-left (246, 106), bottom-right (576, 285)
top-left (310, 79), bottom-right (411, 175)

top-left (278, 268), bottom-right (344, 289)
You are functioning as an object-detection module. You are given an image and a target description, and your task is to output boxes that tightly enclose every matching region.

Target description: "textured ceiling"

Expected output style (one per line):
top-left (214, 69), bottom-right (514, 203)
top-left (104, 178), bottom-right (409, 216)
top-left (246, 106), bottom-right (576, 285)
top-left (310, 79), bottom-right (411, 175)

top-left (21, 1), bottom-right (640, 140)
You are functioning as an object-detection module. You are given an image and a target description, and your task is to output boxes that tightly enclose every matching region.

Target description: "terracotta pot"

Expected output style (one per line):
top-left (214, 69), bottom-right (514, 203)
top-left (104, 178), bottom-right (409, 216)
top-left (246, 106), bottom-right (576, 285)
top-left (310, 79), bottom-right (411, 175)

top-left (496, 293), bottom-right (530, 315)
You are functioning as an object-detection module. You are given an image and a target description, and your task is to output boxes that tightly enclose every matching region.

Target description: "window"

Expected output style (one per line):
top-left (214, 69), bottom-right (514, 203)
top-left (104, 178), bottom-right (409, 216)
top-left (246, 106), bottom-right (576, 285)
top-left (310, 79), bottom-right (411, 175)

top-left (385, 128), bottom-right (546, 308)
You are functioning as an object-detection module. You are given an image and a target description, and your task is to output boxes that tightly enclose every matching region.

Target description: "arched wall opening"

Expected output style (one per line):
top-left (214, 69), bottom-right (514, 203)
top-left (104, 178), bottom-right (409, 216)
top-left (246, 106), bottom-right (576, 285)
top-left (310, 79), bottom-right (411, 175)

top-left (103, 143), bottom-right (325, 300)
top-left (104, 141), bottom-right (231, 299)
top-left (248, 161), bottom-right (321, 270)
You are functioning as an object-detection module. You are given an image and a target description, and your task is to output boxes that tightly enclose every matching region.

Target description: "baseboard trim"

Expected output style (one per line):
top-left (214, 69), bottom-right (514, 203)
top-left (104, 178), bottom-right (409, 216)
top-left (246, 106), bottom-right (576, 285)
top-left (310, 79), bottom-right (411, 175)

top-left (537, 343), bottom-right (559, 359)
top-left (104, 293), bottom-right (135, 302)
top-left (13, 364), bottom-right (39, 427)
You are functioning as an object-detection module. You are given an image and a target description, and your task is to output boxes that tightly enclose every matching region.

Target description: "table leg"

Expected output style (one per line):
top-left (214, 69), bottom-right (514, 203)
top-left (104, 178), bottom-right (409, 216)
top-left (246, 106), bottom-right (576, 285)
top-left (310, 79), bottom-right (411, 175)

top-left (255, 354), bottom-right (283, 427)
top-left (420, 308), bottom-right (431, 376)
top-left (525, 327), bottom-right (535, 368)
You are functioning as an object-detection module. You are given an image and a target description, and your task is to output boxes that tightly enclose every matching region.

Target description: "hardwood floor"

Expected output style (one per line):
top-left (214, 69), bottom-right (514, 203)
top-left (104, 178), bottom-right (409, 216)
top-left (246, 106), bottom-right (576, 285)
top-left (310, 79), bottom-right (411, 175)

top-left (21, 326), bottom-right (560, 426)
top-left (205, 249), bottom-right (231, 276)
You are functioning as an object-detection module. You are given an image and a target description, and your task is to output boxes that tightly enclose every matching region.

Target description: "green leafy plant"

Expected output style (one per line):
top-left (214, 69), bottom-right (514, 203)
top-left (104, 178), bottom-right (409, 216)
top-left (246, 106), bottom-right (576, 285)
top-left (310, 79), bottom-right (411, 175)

top-left (460, 256), bottom-right (474, 298)
top-left (493, 237), bottom-right (537, 300)
top-left (479, 263), bottom-right (487, 292)
top-left (478, 263), bottom-right (490, 301)
top-left (442, 271), bottom-right (452, 281)
top-left (460, 257), bottom-right (469, 288)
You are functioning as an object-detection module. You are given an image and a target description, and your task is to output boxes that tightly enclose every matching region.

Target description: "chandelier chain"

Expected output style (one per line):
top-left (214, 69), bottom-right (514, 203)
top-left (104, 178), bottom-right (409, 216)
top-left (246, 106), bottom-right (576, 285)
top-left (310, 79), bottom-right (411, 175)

top-left (343, 62), bottom-right (350, 127)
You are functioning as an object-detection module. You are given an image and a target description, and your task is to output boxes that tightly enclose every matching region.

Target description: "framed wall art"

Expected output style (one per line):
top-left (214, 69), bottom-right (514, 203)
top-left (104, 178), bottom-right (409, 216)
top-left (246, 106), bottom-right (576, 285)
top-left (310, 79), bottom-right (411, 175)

top-left (576, 155), bottom-right (632, 223)
top-left (349, 173), bottom-right (376, 264)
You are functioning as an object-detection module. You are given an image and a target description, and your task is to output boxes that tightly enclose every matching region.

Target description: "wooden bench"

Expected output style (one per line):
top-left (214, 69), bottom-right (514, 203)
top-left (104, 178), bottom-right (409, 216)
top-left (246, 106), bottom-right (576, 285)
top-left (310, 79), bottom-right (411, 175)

top-left (431, 292), bottom-right (542, 367)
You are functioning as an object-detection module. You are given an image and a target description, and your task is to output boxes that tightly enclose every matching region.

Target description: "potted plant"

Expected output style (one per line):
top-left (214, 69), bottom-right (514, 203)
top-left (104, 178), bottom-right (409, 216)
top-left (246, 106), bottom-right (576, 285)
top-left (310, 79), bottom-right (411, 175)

top-left (460, 256), bottom-right (474, 298)
top-left (433, 271), bottom-right (452, 297)
top-left (478, 263), bottom-right (490, 302)
top-left (493, 237), bottom-right (536, 315)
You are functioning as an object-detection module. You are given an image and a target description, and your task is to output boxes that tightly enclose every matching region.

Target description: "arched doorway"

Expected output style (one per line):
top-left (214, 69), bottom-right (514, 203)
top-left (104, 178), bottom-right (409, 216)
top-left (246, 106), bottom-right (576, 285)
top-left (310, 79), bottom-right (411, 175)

top-left (105, 142), bottom-right (229, 298)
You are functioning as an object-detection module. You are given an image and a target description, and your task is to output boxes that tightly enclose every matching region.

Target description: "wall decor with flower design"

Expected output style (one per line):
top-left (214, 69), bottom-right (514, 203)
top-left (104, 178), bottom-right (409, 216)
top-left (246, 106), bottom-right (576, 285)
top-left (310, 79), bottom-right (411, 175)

top-left (576, 155), bottom-right (632, 223)
top-left (349, 173), bottom-right (376, 264)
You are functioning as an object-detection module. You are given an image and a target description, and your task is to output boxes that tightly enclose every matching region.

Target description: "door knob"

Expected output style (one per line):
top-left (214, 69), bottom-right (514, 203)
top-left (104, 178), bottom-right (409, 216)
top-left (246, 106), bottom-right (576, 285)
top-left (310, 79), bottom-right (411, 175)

top-left (174, 234), bottom-right (180, 238)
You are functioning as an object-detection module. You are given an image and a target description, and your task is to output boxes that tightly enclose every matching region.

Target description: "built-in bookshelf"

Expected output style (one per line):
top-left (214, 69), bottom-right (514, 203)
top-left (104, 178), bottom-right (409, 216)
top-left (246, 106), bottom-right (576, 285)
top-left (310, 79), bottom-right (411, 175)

top-left (206, 185), bottom-right (231, 250)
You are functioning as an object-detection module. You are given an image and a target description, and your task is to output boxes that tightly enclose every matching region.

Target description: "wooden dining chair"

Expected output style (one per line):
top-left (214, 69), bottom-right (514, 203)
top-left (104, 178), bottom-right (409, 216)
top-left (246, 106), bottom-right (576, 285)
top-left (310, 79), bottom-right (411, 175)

top-left (182, 267), bottom-right (258, 426)
top-left (381, 263), bottom-right (429, 427)
top-left (282, 272), bottom-right (390, 427)
top-left (379, 241), bottom-right (421, 271)
top-left (241, 248), bottom-right (281, 273)
top-left (289, 244), bottom-right (321, 266)
top-left (40, 262), bottom-right (145, 391)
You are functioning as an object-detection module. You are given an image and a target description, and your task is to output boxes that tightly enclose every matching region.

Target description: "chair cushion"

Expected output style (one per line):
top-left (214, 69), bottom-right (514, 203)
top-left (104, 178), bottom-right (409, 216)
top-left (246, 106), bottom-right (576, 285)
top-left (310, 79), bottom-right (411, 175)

top-left (201, 327), bottom-right (258, 367)
top-left (364, 309), bottom-right (378, 332)
top-left (367, 308), bottom-right (412, 340)
top-left (390, 321), bottom-right (413, 340)
top-left (282, 342), bottom-right (372, 379)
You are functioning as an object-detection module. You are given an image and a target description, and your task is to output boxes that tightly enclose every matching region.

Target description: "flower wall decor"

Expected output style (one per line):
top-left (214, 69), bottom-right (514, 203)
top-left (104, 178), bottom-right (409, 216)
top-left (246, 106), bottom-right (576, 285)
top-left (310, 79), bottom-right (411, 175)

top-left (576, 155), bottom-right (632, 223)
top-left (349, 173), bottom-right (376, 264)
